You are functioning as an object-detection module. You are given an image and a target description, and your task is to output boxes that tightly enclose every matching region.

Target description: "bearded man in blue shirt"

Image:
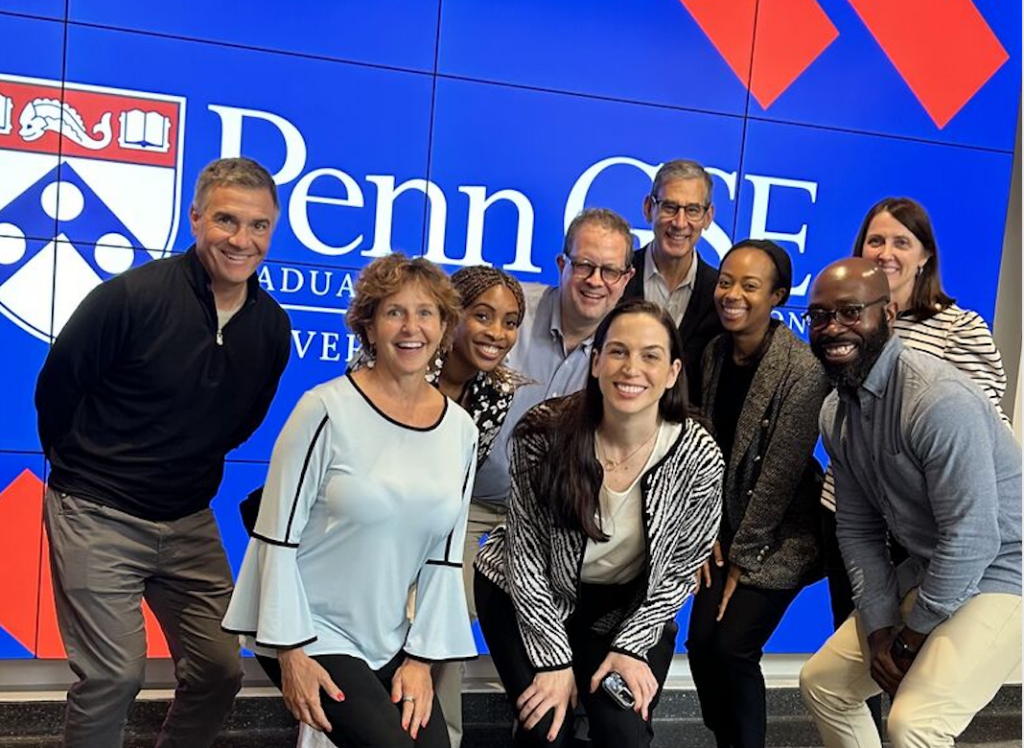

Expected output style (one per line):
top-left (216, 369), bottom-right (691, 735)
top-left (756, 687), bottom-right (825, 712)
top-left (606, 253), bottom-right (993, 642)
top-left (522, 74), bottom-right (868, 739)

top-left (799, 257), bottom-right (1021, 748)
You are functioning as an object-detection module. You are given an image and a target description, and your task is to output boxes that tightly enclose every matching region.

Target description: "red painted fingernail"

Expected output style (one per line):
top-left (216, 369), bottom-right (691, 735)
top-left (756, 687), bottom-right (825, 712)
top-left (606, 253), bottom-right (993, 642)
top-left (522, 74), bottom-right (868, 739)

top-left (336, 692), bottom-right (344, 701)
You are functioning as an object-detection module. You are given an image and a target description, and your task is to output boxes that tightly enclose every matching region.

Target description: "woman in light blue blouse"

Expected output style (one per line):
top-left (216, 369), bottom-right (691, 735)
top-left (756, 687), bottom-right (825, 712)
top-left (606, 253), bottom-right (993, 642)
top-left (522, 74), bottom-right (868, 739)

top-left (224, 254), bottom-right (478, 748)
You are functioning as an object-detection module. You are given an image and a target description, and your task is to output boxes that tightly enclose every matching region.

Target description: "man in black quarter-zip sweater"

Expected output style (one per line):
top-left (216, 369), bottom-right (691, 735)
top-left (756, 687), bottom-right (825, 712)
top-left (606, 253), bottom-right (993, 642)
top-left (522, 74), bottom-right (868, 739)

top-left (35, 157), bottom-right (291, 748)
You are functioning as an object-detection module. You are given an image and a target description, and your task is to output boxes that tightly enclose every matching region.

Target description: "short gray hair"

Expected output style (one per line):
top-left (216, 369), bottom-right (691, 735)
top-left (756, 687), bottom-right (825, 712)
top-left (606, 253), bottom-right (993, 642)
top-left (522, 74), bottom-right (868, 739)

top-left (192, 157), bottom-right (279, 214)
top-left (562, 208), bottom-right (634, 269)
top-left (651, 159), bottom-right (713, 206)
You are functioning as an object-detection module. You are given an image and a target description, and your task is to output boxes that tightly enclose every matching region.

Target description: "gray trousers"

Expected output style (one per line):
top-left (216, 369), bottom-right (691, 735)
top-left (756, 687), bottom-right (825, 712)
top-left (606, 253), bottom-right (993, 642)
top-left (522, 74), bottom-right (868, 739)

top-left (44, 489), bottom-right (243, 747)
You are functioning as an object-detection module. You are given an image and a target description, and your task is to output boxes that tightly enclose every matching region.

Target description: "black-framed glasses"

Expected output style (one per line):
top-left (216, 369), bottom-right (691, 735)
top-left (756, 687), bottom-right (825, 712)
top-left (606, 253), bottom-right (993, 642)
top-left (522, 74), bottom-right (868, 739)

top-left (801, 297), bottom-right (889, 330)
top-left (563, 255), bottom-right (629, 284)
top-left (650, 196), bottom-right (710, 221)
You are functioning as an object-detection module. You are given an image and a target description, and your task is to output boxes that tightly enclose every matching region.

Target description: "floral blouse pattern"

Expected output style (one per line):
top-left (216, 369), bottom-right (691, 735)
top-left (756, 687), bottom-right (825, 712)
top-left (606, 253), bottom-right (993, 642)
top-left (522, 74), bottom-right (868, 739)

top-left (458, 367), bottom-right (528, 464)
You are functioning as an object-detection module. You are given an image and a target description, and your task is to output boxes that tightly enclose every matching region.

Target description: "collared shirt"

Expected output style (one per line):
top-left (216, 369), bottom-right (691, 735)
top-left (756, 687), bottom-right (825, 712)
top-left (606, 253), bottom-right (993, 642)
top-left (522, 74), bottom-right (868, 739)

top-left (643, 248), bottom-right (699, 327)
top-left (472, 283), bottom-right (595, 504)
top-left (820, 336), bottom-right (1022, 636)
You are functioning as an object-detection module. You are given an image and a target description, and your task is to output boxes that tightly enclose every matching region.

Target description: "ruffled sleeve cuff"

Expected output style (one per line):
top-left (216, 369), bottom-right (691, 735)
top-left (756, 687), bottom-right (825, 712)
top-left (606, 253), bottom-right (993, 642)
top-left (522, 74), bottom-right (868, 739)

top-left (222, 540), bottom-right (318, 652)
top-left (403, 562), bottom-right (477, 662)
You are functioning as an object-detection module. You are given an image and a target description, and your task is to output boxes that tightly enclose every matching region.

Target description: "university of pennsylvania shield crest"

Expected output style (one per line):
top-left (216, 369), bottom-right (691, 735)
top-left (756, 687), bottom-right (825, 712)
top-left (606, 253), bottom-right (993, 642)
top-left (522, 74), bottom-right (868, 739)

top-left (0, 74), bottom-right (185, 342)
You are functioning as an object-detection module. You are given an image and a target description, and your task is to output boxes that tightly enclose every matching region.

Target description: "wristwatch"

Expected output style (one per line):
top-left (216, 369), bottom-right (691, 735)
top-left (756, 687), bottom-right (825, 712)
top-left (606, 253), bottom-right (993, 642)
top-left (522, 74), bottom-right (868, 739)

top-left (892, 634), bottom-right (919, 660)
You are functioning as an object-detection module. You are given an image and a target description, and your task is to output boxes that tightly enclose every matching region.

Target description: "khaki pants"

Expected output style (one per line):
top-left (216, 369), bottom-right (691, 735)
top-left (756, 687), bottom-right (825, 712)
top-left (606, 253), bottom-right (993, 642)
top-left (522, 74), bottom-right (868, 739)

top-left (44, 489), bottom-right (243, 748)
top-left (799, 590), bottom-right (1022, 748)
top-left (434, 500), bottom-right (507, 748)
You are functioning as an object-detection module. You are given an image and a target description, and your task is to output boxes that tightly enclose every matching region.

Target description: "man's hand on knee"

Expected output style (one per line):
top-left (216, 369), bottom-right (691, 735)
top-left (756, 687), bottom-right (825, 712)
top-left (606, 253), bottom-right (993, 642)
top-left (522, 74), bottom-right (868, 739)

top-left (867, 627), bottom-right (904, 697)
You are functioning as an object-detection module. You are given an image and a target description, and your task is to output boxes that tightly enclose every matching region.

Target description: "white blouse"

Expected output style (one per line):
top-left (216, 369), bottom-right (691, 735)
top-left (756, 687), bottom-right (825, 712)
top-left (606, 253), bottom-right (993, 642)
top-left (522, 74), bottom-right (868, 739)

top-left (222, 374), bottom-right (479, 668)
top-left (582, 422), bottom-right (682, 585)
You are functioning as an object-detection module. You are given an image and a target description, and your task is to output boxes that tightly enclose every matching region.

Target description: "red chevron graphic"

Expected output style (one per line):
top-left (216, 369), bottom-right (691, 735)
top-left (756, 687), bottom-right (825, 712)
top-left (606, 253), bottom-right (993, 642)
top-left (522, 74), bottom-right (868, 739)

top-left (0, 470), bottom-right (170, 658)
top-left (678, 0), bottom-right (757, 96)
top-left (848, 0), bottom-right (1009, 128)
top-left (680, 0), bottom-right (838, 109)
top-left (0, 469), bottom-right (44, 654)
top-left (749, 0), bottom-right (839, 109)
top-left (680, 0), bottom-right (1007, 127)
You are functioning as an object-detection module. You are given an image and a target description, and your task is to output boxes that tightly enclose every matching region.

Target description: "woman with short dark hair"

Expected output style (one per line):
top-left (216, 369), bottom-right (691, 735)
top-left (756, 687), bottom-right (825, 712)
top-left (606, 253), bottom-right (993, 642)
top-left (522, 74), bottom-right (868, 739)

top-left (686, 239), bottom-right (830, 748)
top-left (474, 299), bottom-right (723, 748)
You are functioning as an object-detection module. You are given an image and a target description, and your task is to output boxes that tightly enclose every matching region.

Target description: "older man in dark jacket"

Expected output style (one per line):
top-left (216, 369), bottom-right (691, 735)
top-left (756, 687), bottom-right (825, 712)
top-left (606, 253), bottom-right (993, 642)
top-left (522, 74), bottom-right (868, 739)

top-left (622, 158), bottom-right (723, 406)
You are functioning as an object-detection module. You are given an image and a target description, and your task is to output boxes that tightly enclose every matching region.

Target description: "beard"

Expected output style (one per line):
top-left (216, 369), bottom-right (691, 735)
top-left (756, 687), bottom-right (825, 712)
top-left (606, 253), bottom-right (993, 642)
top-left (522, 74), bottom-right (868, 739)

top-left (813, 319), bottom-right (891, 391)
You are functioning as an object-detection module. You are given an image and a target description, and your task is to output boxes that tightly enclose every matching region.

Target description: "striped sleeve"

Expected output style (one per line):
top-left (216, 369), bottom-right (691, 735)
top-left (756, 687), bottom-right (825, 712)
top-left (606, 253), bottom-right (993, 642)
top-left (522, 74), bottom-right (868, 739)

top-left (942, 308), bottom-right (1007, 411)
top-left (820, 467), bottom-right (837, 512)
top-left (504, 429), bottom-right (575, 671)
top-left (896, 307), bottom-right (1007, 416)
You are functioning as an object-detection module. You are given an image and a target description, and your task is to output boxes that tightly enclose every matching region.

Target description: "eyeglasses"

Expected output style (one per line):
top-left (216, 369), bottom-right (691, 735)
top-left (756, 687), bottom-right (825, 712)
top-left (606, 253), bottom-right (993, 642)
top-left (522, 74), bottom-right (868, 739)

top-left (563, 255), bottom-right (629, 284)
top-left (650, 196), bottom-right (710, 222)
top-left (802, 297), bottom-right (889, 330)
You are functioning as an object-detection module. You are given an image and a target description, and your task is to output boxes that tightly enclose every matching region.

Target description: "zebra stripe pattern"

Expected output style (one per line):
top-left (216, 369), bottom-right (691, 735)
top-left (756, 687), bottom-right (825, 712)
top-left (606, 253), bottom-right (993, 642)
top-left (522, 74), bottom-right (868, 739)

top-left (475, 407), bottom-right (723, 669)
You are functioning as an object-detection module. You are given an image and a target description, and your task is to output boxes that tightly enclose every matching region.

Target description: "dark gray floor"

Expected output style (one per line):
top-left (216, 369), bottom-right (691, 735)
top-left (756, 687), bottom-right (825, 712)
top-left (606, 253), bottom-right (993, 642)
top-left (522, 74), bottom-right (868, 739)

top-left (0, 686), bottom-right (1018, 747)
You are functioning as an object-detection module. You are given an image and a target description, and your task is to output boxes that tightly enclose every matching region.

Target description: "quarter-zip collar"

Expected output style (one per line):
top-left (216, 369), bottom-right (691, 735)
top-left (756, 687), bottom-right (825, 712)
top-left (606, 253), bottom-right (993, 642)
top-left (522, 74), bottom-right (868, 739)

top-left (182, 245), bottom-right (262, 314)
top-left (182, 245), bottom-right (262, 344)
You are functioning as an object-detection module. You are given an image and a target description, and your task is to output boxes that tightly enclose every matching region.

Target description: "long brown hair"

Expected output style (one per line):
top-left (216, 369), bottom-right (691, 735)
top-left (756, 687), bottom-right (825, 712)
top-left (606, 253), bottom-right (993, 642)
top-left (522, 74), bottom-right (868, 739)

top-left (515, 300), bottom-right (688, 540)
top-left (852, 197), bottom-right (954, 319)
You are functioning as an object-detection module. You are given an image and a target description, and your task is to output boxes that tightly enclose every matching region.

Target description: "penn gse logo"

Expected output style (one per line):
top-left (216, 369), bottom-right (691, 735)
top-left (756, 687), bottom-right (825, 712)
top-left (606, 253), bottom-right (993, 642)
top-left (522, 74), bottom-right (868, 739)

top-left (0, 74), bottom-right (185, 343)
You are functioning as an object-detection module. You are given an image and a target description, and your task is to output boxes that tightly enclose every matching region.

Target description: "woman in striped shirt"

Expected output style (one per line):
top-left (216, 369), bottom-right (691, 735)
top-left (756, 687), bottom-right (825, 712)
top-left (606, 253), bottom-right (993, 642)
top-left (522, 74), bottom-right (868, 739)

top-left (853, 196), bottom-right (1006, 409)
top-left (823, 196), bottom-right (1008, 524)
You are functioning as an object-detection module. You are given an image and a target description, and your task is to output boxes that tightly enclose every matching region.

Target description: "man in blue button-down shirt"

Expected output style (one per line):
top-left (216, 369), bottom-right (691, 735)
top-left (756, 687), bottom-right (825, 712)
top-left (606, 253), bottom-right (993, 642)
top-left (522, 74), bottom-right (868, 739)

top-left (438, 207), bottom-right (635, 748)
top-left (798, 258), bottom-right (1021, 748)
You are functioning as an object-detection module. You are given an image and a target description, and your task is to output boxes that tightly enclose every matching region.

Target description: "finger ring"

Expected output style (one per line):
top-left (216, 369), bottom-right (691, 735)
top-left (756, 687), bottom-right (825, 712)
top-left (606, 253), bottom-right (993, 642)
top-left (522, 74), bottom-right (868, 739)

top-left (402, 696), bottom-right (415, 703)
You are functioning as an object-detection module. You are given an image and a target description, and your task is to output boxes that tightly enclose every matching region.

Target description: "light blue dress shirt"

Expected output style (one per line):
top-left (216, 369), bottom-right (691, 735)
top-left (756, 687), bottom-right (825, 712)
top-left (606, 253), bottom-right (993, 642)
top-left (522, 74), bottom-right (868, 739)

top-left (472, 283), bottom-right (596, 505)
top-left (821, 336), bottom-right (1022, 635)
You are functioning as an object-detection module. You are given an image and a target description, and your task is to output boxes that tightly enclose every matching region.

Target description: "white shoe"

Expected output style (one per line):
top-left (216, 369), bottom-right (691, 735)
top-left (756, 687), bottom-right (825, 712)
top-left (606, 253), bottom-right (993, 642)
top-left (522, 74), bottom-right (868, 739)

top-left (297, 722), bottom-right (335, 748)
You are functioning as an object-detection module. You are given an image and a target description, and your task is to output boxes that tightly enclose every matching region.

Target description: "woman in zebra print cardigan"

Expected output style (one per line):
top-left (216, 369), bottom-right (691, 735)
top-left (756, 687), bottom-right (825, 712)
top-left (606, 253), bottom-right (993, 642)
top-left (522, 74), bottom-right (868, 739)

top-left (474, 300), bottom-right (724, 747)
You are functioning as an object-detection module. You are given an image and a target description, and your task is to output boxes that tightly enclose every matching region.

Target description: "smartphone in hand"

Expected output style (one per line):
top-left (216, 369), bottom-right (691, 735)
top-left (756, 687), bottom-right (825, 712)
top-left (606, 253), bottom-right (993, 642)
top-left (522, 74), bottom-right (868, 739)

top-left (601, 672), bottom-right (635, 710)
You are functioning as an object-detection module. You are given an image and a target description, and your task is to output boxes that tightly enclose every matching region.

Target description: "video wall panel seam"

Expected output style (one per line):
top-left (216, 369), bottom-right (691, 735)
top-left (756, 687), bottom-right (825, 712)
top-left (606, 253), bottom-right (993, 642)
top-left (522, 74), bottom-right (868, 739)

top-left (743, 113), bottom-right (1019, 157)
top-left (417, 0), bottom-right (448, 260)
top-left (60, 19), bottom-right (438, 81)
top-left (8, 15), bottom-right (1010, 157)
top-left (0, 9), bottom-right (62, 23)
top-left (728, 0), bottom-right (763, 255)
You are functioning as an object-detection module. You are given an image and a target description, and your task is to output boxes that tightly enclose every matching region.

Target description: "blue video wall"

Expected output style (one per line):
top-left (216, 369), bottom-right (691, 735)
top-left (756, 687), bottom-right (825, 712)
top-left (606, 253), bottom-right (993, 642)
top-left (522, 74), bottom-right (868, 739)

top-left (0, 0), bottom-right (1018, 660)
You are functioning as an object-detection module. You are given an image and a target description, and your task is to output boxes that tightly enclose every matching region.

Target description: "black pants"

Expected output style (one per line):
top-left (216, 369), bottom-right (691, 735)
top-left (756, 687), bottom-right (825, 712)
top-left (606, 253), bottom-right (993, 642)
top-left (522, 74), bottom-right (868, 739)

top-left (475, 572), bottom-right (676, 748)
top-left (820, 509), bottom-right (883, 731)
top-left (685, 560), bottom-right (799, 748)
top-left (257, 651), bottom-right (449, 748)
